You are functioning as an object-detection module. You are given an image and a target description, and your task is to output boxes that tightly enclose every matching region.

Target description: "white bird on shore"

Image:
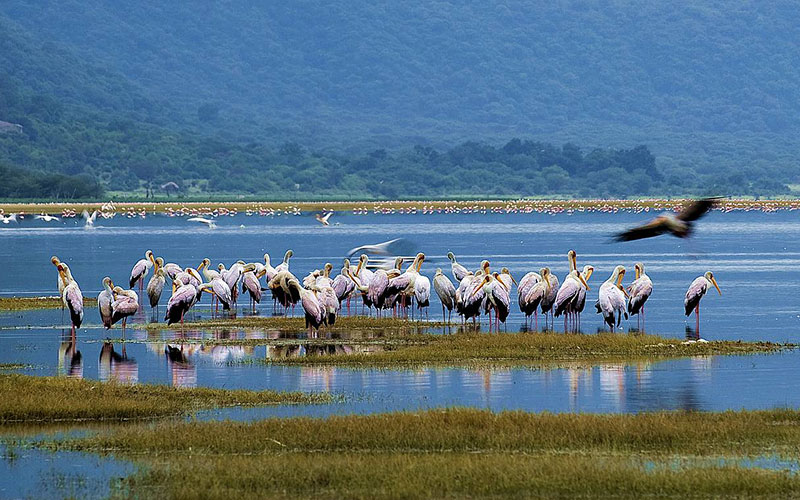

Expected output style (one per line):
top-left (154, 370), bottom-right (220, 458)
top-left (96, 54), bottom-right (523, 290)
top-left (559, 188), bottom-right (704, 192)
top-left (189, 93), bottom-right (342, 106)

top-left (187, 217), bottom-right (216, 229)
top-left (596, 265), bottom-right (628, 330)
top-left (447, 252), bottom-right (470, 282)
top-left (627, 262), bottom-right (653, 329)
top-left (433, 268), bottom-right (456, 323)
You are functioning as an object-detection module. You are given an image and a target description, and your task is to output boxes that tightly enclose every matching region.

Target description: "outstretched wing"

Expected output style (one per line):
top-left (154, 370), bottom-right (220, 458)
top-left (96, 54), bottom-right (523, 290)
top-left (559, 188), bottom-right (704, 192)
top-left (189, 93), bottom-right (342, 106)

top-left (613, 218), bottom-right (669, 242)
top-left (677, 197), bottom-right (721, 222)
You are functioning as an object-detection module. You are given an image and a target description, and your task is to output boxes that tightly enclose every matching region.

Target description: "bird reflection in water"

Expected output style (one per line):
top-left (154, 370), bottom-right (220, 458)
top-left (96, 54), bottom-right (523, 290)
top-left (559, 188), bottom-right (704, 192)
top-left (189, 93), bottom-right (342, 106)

top-left (165, 344), bottom-right (197, 388)
top-left (266, 343), bottom-right (382, 360)
top-left (200, 344), bottom-right (250, 364)
top-left (99, 342), bottom-right (138, 384)
top-left (300, 366), bottom-right (334, 392)
top-left (266, 344), bottom-right (304, 359)
top-left (599, 364), bottom-right (626, 410)
top-left (685, 325), bottom-right (700, 341)
top-left (57, 334), bottom-right (83, 379)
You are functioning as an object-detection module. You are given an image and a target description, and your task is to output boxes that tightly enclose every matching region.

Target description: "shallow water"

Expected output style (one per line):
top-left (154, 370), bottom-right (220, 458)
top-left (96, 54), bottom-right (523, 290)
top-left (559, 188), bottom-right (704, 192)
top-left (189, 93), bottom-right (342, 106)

top-left (0, 442), bottom-right (133, 499)
top-left (1, 210), bottom-right (798, 340)
top-left (2, 209), bottom-right (800, 496)
top-left (1, 211), bottom-right (799, 419)
top-left (1, 315), bottom-right (799, 418)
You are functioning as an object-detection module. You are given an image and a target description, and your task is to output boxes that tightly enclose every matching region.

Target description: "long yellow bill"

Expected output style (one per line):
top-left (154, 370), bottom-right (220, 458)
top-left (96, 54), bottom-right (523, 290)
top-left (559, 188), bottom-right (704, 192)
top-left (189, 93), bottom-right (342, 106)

top-left (711, 276), bottom-right (721, 295)
top-left (578, 273), bottom-right (590, 291)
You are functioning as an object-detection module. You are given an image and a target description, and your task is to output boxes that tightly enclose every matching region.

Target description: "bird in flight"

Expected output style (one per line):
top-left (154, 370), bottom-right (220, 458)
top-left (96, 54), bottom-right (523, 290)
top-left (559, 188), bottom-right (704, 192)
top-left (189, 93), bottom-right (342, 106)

top-left (613, 197), bottom-right (721, 242)
top-left (35, 214), bottom-right (60, 222)
top-left (315, 212), bottom-right (333, 226)
top-left (82, 210), bottom-right (98, 228)
top-left (0, 213), bottom-right (18, 224)
top-left (187, 216), bottom-right (217, 229)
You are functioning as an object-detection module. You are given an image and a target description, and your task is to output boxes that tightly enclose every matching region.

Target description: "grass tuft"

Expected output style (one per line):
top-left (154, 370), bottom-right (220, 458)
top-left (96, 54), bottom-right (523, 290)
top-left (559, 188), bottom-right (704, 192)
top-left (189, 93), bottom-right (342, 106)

top-left (0, 374), bottom-right (330, 423)
top-left (0, 296), bottom-right (97, 311)
top-left (55, 408), bottom-right (800, 498)
top-left (259, 331), bottom-right (790, 366)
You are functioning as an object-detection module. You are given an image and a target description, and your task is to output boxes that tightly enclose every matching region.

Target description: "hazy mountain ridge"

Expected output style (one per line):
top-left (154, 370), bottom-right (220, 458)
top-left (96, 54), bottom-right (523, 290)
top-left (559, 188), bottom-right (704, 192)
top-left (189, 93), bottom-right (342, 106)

top-left (3, 1), bottom-right (799, 149)
top-left (0, 2), bottom-right (796, 198)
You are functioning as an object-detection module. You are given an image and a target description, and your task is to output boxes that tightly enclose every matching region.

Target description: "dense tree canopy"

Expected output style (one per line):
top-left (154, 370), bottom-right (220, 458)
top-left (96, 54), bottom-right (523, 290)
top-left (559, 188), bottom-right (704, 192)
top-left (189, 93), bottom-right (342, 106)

top-left (0, 2), bottom-right (797, 199)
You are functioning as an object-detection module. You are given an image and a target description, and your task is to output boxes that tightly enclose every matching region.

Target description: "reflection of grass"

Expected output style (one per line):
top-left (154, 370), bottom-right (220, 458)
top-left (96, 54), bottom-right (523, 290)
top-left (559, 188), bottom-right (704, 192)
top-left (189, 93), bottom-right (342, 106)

top-left (0, 374), bottom-right (330, 423)
top-left (151, 316), bottom-right (445, 333)
top-left (0, 363), bottom-right (29, 371)
top-left (259, 331), bottom-right (790, 367)
top-left (59, 408), bottom-right (800, 498)
top-left (0, 296), bottom-right (97, 311)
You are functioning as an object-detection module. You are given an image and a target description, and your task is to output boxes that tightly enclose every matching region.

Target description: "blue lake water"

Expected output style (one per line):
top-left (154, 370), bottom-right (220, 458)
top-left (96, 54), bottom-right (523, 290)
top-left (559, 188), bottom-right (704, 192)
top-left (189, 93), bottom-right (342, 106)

top-left (1, 208), bottom-right (800, 496)
top-left (1, 209), bottom-right (798, 339)
top-left (0, 209), bottom-right (798, 418)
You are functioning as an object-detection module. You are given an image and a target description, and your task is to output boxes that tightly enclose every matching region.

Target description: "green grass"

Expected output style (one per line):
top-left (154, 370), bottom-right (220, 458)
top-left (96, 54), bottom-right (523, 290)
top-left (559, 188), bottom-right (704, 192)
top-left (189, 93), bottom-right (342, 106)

top-left (257, 331), bottom-right (790, 367)
top-left (0, 374), bottom-right (331, 423)
top-left (0, 296), bottom-right (97, 311)
top-left (52, 408), bottom-right (800, 498)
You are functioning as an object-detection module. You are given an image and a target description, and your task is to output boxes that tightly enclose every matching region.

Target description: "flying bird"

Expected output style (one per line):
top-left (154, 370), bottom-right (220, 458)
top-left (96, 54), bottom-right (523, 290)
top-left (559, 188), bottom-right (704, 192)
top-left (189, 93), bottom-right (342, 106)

top-left (315, 212), bottom-right (333, 226)
top-left (35, 214), bottom-right (60, 222)
top-left (187, 217), bottom-right (217, 229)
top-left (613, 197), bottom-right (721, 242)
top-left (82, 210), bottom-right (98, 228)
top-left (0, 213), bottom-right (18, 224)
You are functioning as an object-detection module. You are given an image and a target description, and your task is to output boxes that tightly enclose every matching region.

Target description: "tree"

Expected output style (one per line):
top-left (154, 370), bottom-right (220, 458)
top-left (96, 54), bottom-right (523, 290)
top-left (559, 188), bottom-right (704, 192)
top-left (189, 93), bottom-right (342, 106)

top-left (197, 103), bottom-right (220, 123)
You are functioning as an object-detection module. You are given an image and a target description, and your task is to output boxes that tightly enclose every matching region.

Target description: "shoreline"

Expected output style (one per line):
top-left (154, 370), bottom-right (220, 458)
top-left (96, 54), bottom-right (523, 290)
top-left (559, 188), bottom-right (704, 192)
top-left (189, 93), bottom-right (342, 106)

top-left (1, 197), bottom-right (798, 215)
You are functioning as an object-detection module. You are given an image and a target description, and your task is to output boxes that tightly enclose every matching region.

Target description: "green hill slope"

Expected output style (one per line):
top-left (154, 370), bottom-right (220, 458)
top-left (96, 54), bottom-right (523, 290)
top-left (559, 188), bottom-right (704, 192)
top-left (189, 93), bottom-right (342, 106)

top-left (2, 0), bottom-right (800, 170)
top-left (0, 2), bottom-right (797, 199)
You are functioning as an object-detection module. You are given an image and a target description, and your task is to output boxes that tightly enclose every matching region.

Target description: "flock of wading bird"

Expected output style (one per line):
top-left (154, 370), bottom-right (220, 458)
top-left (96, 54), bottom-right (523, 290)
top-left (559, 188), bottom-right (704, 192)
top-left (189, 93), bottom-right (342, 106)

top-left (47, 198), bottom-right (724, 336)
top-left (49, 248), bottom-right (721, 337)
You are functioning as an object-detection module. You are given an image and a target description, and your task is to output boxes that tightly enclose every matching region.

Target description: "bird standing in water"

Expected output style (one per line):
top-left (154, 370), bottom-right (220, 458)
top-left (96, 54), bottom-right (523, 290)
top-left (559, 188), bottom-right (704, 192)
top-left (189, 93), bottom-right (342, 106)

top-left (684, 271), bottom-right (721, 335)
top-left (627, 262), bottom-right (653, 329)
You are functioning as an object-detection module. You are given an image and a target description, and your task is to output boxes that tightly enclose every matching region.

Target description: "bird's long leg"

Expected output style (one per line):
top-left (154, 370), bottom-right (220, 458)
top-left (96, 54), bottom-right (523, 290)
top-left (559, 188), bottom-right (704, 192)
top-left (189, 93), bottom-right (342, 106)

top-left (534, 311), bottom-right (538, 331)
top-left (696, 303), bottom-right (700, 335)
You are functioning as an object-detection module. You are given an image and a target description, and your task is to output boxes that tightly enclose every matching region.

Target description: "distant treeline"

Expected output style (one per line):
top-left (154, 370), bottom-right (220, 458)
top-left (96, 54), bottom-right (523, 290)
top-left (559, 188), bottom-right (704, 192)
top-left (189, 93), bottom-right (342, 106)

top-left (0, 131), bottom-right (790, 199)
top-left (0, 163), bottom-right (104, 199)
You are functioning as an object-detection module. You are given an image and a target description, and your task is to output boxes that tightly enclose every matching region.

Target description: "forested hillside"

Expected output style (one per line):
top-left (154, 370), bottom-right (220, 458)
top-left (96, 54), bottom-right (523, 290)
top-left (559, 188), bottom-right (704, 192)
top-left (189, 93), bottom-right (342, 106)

top-left (0, 2), bottom-right (798, 199)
